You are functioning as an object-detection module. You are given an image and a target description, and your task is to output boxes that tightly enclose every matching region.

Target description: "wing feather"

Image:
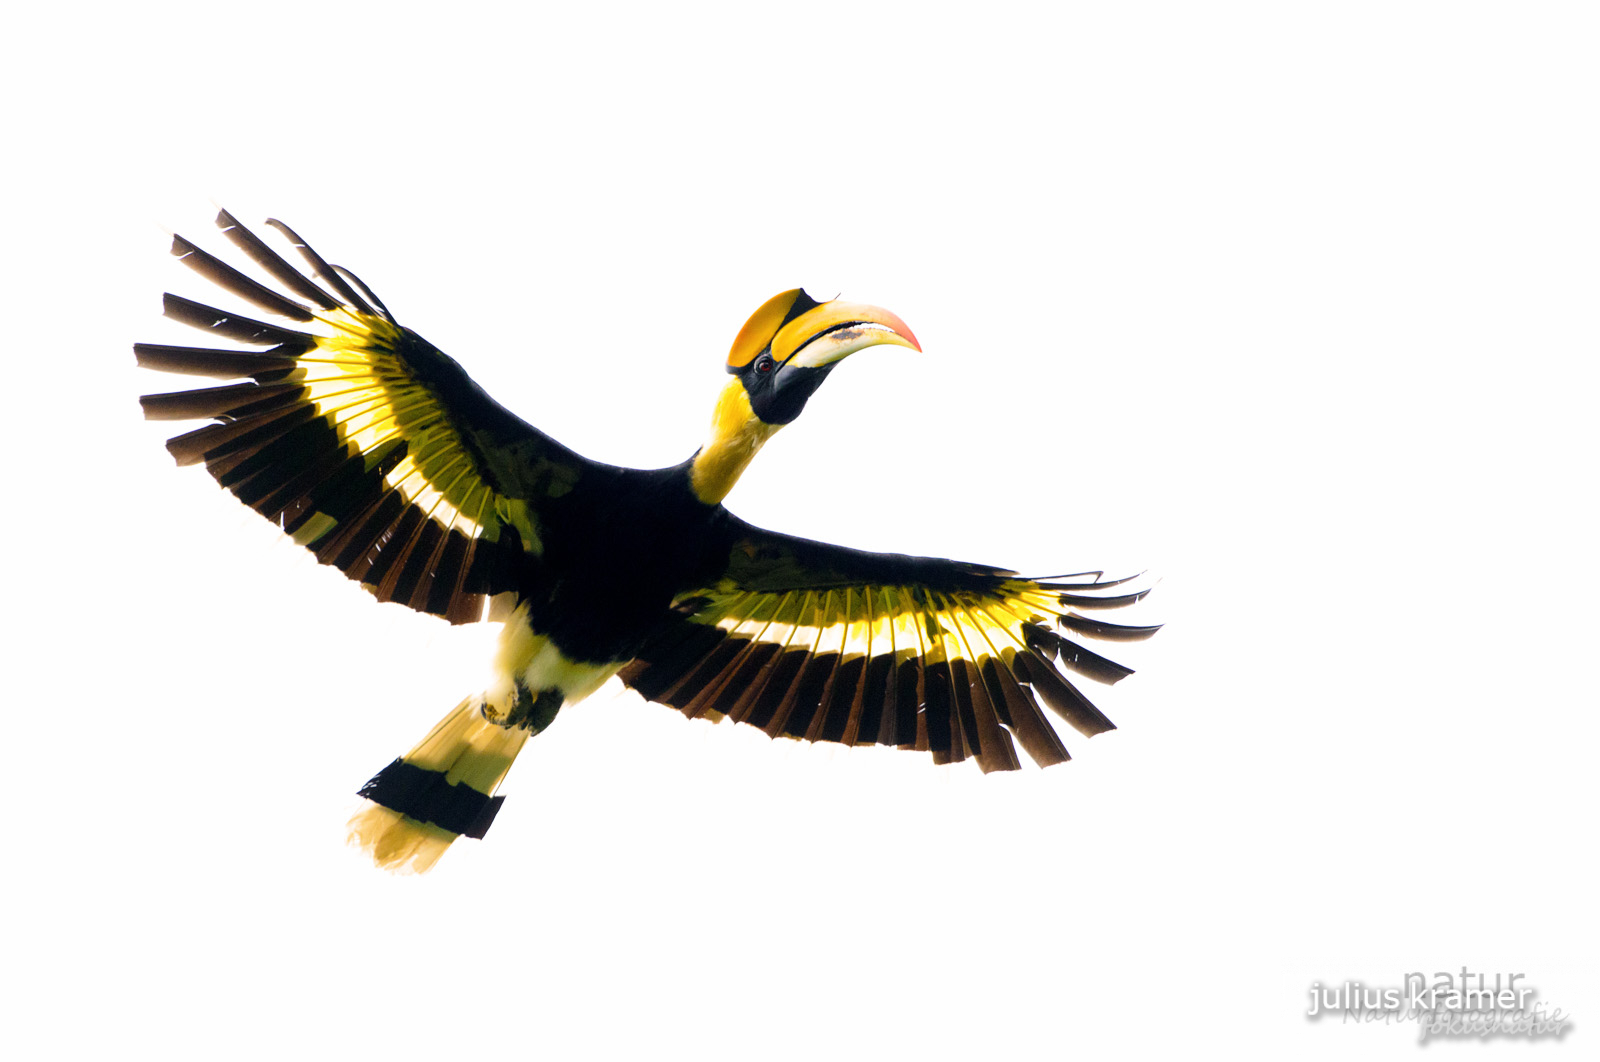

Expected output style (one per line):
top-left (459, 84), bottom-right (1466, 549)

top-left (619, 521), bottom-right (1157, 769)
top-left (138, 211), bottom-right (595, 622)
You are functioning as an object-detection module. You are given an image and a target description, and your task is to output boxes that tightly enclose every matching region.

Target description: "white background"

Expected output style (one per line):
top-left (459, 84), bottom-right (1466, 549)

top-left (4, 2), bottom-right (1594, 1059)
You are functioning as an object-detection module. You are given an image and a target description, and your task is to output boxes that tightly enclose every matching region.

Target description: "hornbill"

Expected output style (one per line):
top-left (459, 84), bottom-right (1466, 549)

top-left (137, 211), bottom-right (1158, 873)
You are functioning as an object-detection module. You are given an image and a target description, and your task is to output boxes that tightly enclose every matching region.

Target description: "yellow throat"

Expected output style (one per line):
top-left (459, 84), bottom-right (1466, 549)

top-left (690, 379), bottom-right (780, 505)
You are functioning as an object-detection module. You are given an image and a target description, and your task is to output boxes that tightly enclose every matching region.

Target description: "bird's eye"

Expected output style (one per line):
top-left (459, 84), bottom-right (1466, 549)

top-left (754, 355), bottom-right (775, 375)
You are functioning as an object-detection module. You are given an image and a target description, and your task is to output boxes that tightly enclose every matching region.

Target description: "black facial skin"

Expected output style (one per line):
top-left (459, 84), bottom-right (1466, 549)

top-left (736, 349), bottom-right (837, 425)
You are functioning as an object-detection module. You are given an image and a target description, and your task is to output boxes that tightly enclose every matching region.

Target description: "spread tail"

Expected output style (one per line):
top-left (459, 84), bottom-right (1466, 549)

top-left (347, 696), bottom-right (531, 873)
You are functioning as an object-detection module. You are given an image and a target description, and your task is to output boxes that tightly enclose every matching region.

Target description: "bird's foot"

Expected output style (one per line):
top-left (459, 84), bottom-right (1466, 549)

top-left (478, 683), bottom-right (564, 734)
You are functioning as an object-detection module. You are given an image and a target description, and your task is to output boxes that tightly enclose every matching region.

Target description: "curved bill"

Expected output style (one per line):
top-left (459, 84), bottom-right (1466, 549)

top-left (773, 300), bottom-right (922, 369)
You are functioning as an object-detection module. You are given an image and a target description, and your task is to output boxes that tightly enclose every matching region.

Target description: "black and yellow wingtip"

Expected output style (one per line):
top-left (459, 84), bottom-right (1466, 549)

top-left (135, 210), bottom-right (543, 626)
top-left (620, 567), bottom-right (1156, 775)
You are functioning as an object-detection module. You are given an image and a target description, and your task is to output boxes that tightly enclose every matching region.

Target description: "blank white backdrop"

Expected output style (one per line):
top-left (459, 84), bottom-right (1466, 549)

top-left (4, 3), bottom-right (1594, 1059)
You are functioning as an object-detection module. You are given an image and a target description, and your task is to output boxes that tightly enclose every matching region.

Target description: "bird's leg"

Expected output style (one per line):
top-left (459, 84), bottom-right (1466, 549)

top-left (478, 682), bottom-right (563, 735)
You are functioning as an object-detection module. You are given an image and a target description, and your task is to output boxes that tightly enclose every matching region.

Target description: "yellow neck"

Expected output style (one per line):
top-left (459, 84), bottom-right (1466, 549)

top-left (690, 380), bottom-right (781, 504)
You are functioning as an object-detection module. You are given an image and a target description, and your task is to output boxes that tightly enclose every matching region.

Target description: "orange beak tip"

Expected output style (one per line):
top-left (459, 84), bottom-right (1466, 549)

top-left (892, 315), bottom-right (922, 352)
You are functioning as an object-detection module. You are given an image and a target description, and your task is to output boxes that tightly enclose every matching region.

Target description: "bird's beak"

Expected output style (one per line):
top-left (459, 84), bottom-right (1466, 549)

top-left (725, 289), bottom-right (922, 426)
top-left (773, 300), bottom-right (922, 369)
top-left (757, 300), bottom-right (920, 424)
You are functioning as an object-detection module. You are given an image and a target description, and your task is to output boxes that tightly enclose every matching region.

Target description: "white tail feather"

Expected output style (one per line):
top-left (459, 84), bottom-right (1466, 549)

top-left (347, 805), bottom-right (458, 874)
top-left (347, 696), bottom-right (532, 873)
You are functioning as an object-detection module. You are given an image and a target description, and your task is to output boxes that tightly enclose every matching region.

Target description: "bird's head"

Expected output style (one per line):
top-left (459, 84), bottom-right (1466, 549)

top-left (691, 288), bottom-right (921, 504)
top-left (724, 288), bottom-right (921, 425)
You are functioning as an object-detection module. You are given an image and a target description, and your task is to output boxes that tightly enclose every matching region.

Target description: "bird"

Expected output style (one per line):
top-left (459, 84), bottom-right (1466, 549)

top-left (137, 210), bottom-right (1159, 873)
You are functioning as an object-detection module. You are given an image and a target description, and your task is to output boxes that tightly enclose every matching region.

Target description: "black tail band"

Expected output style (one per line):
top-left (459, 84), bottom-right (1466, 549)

top-left (357, 759), bottom-right (505, 839)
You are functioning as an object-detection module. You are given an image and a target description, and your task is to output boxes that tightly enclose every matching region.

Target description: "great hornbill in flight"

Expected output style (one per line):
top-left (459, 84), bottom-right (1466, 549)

top-left (137, 211), bottom-right (1158, 872)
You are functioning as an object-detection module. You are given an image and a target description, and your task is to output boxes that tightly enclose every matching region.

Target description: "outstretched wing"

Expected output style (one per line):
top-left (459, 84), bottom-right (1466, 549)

top-left (619, 521), bottom-right (1158, 772)
top-left (137, 210), bottom-right (592, 623)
